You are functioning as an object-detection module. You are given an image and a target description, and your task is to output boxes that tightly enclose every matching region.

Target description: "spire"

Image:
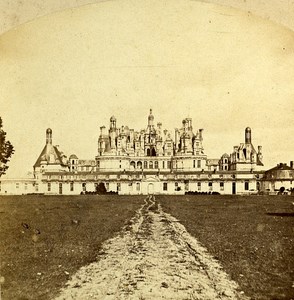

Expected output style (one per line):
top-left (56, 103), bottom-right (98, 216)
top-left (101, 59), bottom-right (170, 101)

top-left (46, 128), bottom-right (52, 145)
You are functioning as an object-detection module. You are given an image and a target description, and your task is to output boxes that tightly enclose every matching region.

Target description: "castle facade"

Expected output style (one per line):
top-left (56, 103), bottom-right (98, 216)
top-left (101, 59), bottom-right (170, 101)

top-left (1, 110), bottom-right (292, 196)
top-left (33, 110), bottom-right (265, 195)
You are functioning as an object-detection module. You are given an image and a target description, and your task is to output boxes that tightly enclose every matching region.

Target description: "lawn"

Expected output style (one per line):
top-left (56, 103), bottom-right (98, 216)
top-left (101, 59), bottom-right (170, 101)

top-left (0, 195), bottom-right (143, 300)
top-left (1, 195), bottom-right (293, 300)
top-left (157, 195), bottom-right (294, 300)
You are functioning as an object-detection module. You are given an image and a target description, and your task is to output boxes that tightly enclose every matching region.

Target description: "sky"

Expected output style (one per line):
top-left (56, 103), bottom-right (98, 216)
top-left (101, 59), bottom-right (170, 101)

top-left (0, 0), bottom-right (294, 178)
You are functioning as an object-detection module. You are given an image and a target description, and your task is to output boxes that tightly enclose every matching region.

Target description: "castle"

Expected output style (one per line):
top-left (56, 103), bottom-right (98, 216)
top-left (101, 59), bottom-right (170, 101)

top-left (0, 110), bottom-right (293, 195)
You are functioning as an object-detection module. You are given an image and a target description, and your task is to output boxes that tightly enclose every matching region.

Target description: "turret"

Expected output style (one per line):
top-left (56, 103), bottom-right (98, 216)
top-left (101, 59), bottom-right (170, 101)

top-left (148, 109), bottom-right (154, 127)
top-left (245, 127), bottom-right (251, 144)
top-left (110, 116), bottom-right (116, 130)
top-left (186, 118), bottom-right (192, 131)
top-left (46, 128), bottom-right (52, 145)
top-left (183, 119), bottom-right (188, 132)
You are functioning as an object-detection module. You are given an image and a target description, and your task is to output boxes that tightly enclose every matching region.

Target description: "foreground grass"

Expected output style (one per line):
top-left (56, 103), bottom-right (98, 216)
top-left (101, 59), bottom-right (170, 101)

top-left (158, 195), bottom-right (294, 300)
top-left (0, 195), bottom-right (143, 300)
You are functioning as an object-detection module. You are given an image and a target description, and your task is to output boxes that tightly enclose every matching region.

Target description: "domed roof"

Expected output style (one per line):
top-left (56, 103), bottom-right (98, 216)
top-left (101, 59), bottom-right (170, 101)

top-left (69, 154), bottom-right (78, 159)
top-left (245, 127), bottom-right (251, 132)
top-left (46, 128), bottom-right (52, 134)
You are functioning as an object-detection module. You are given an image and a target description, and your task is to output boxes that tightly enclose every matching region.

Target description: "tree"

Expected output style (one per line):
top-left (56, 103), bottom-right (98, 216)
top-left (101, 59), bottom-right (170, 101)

top-left (279, 186), bottom-right (285, 195)
top-left (0, 117), bottom-right (14, 177)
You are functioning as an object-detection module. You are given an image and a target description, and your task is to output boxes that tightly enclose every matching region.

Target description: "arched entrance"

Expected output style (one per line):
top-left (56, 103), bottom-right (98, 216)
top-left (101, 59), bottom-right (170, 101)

top-left (148, 183), bottom-right (154, 195)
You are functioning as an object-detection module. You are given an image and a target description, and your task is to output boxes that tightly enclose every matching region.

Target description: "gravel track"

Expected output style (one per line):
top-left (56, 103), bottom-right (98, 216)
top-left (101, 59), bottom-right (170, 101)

top-left (55, 195), bottom-right (247, 300)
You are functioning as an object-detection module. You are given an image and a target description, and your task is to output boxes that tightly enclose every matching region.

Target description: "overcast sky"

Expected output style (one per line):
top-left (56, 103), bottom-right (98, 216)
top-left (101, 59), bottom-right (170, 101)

top-left (1, 0), bottom-right (293, 178)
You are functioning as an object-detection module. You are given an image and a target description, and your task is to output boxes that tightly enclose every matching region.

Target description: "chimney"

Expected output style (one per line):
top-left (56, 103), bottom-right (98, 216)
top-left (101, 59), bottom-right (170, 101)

top-left (245, 127), bottom-right (251, 144)
top-left (46, 128), bottom-right (52, 145)
top-left (290, 161), bottom-right (294, 169)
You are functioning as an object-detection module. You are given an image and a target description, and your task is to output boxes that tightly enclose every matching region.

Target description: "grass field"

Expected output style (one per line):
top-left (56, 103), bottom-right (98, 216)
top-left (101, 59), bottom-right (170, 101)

top-left (0, 195), bottom-right (293, 300)
top-left (158, 195), bottom-right (294, 300)
top-left (0, 195), bottom-right (143, 300)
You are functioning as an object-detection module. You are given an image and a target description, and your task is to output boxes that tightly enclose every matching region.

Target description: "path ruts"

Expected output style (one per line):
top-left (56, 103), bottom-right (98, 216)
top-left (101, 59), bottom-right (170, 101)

top-left (56, 196), bottom-right (247, 300)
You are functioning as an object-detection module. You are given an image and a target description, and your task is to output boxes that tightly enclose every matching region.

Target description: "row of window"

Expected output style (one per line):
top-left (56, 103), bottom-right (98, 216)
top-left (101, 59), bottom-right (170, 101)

top-left (46, 181), bottom-right (252, 193)
top-left (130, 161), bottom-right (172, 169)
top-left (71, 166), bottom-right (95, 172)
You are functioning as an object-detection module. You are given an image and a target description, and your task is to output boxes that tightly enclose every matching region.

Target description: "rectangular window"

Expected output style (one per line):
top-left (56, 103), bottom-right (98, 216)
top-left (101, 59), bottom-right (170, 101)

top-left (167, 161), bottom-right (171, 169)
top-left (163, 182), bottom-right (168, 191)
top-left (197, 182), bottom-right (201, 191)
top-left (70, 182), bottom-right (74, 191)
top-left (117, 183), bottom-right (121, 192)
top-left (144, 161), bottom-right (148, 169)
top-left (136, 183), bottom-right (140, 191)
top-left (47, 182), bottom-right (51, 192)
top-left (193, 160), bottom-right (196, 168)
top-left (82, 182), bottom-right (86, 192)
top-left (35, 183), bottom-right (39, 192)
top-left (24, 183), bottom-right (28, 190)
top-left (97, 161), bottom-right (100, 168)
top-left (16, 183), bottom-right (19, 189)
top-left (220, 182), bottom-right (224, 191)
top-left (162, 161), bottom-right (165, 169)
top-left (208, 182), bottom-right (213, 191)
top-left (197, 160), bottom-right (201, 168)
top-left (154, 161), bottom-right (158, 169)
top-left (175, 182), bottom-right (179, 191)
top-left (245, 181), bottom-right (249, 190)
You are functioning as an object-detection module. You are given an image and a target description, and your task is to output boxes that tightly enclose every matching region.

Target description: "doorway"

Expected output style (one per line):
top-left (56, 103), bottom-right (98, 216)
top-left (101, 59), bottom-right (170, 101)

top-left (59, 183), bottom-right (63, 195)
top-left (232, 182), bottom-right (236, 194)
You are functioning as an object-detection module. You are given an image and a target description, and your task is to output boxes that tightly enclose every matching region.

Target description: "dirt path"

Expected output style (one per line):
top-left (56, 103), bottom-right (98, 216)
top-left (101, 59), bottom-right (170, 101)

top-left (55, 196), bottom-right (247, 300)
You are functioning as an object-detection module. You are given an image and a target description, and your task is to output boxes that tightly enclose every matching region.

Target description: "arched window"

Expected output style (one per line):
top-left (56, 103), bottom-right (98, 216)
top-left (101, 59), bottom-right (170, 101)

top-left (151, 148), bottom-right (156, 156)
top-left (154, 161), bottom-right (159, 169)
top-left (137, 161), bottom-right (142, 169)
top-left (147, 148), bottom-right (151, 156)
top-left (144, 161), bottom-right (148, 169)
top-left (136, 183), bottom-right (140, 191)
top-left (130, 161), bottom-right (136, 169)
top-left (149, 161), bottom-right (153, 169)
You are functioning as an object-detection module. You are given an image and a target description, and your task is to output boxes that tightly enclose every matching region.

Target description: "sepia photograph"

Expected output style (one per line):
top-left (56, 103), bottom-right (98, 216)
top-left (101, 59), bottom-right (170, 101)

top-left (0, 0), bottom-right (293, 299)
